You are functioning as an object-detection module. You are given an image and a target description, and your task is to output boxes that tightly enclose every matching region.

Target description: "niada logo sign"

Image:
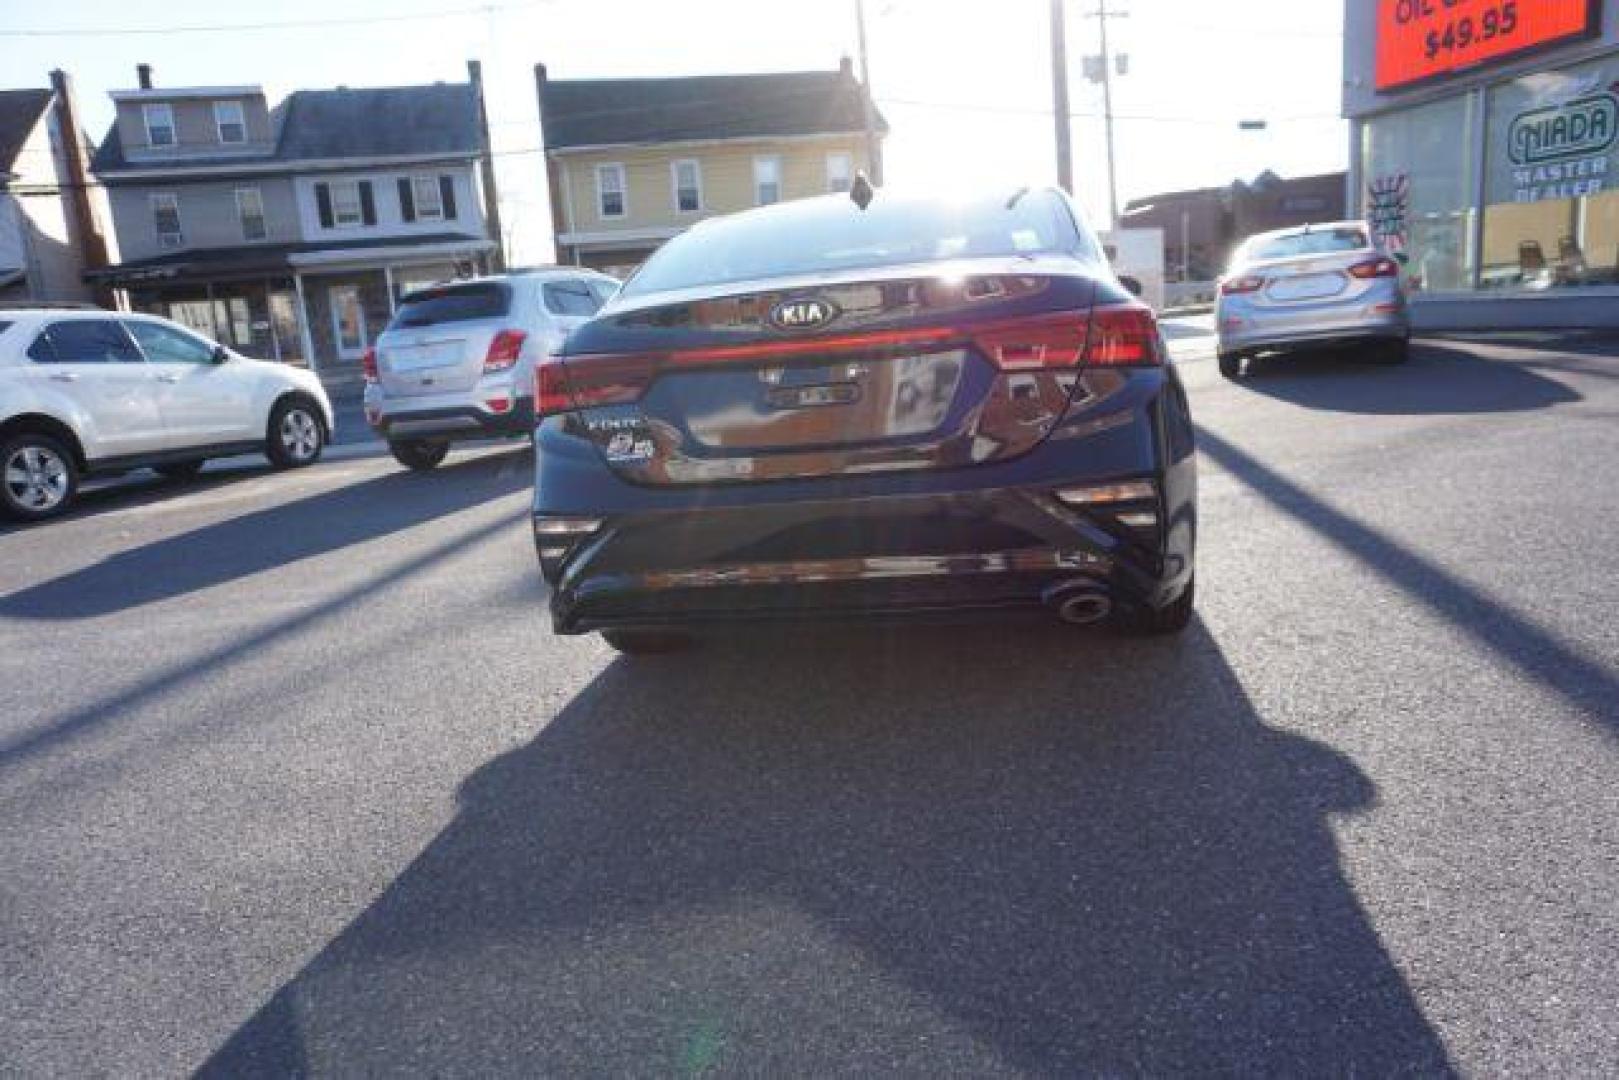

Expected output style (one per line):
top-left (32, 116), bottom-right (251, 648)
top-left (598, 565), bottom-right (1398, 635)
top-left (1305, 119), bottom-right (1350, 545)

top-left (1509, 93), bottom-right (1619, 166)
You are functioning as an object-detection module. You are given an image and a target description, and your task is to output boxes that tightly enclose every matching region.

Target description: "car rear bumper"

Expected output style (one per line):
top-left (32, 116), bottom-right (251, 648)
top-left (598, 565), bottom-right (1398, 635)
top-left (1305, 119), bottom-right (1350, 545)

top-left (367, 396), bottom-right (534, 440)
top-left (1216, 296), bottom-right (1408, 354)
top-left (537, 482), bottom-right (1194, 634)
top-left (534, 358), bottom-right (1198, 634)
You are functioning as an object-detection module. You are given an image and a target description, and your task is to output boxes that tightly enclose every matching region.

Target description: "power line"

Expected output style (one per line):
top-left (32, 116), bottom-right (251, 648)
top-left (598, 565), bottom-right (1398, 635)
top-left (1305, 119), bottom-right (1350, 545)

top-left (0, 1), bottom-right (556, 38)
top-left (877, 96), bottom-right (1340, 125)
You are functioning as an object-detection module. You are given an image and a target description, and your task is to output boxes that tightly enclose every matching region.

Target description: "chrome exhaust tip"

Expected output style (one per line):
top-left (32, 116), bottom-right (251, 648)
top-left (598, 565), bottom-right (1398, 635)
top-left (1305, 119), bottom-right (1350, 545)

top-left (1042, 580), bottom-right (1113, 626)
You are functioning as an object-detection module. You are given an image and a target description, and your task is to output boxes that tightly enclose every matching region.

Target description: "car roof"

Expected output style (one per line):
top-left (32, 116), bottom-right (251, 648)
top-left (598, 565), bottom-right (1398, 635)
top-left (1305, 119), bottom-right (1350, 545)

top-left (1245, 220), bottom-right (1370, 245)
top-left (0, 305), bottom-right (112, 319)
top-left (406, 268), bottom-right (615, 289)
top-left (685, 183), bottom-right (1069, 235)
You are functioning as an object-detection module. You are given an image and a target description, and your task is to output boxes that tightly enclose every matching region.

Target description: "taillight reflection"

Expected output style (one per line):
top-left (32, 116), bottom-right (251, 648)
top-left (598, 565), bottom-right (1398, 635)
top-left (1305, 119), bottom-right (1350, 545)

top-left (361, 346), bottom-right (378, 383)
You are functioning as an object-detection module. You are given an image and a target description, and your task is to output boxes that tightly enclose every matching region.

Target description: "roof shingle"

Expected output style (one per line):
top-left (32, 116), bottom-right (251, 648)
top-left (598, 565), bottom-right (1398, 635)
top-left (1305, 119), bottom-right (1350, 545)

top-left (91, 82), bottom-right (479, 175)
top-left (0, 89), bottom-right (53, 174)
top-left (540, 69), bottom-right (885, 150)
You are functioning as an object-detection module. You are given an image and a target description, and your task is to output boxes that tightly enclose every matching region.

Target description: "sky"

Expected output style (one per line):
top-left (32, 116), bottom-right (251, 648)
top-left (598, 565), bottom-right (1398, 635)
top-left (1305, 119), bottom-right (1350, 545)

top-left (0, 0), bottom-right (1349, 264)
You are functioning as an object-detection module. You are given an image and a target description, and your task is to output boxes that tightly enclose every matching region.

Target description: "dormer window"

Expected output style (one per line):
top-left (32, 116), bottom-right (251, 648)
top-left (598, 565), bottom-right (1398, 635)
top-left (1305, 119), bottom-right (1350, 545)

top-left (143, 103), bottom-right (175, 148)
top-left (214, 101), bottom-right (246, 144)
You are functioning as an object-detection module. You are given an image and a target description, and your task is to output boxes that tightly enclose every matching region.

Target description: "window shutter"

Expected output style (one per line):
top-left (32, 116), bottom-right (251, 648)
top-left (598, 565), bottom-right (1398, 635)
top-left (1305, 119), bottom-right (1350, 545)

top-left (359, 181), bottom-right (377, 226)
top-left (439, 175), bottom-right (457, 220)
top-left (398, 177), bottom-right (416, 222)
top-left (315, 183), bottom-right (334, 229)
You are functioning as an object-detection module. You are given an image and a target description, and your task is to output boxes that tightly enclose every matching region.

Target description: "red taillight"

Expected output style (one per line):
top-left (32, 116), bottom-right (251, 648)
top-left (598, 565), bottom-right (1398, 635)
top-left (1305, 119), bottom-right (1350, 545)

top-left (484, 329), bottom-right (527, 373)
top-left (535, 357), bottom-right (574, 420)
top-left (537, 353), bottom-right (649, 418)
top-left (361, 346), bottom-right (378, 383)
top-left (1348, 256), bottom-right (1400, 280)
top-left (677, 326), bottom-right (956, 363)
top-left (971, 313), bottom-right (1088, 370)
top-left (1220, 275), bottom-right (1265, 296)
top-left (1080, 303), bottom-right (1164, 367)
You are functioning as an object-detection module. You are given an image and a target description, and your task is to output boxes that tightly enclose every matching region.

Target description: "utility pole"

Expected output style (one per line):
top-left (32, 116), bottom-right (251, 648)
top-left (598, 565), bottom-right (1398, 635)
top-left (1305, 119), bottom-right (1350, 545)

top-left (467, 59), bottom-right (506, 272)
top-left (1050, 0), bottom-right (1073, 194)
top-left (855, 0), bottom-right (884, 185)
top-left (1088, 0), bottom-right (1124, 228)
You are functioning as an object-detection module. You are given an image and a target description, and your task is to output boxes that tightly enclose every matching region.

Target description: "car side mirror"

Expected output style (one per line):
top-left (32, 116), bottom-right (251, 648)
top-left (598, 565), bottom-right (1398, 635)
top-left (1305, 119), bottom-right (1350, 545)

top-left (1394, 252), bottom-right (1409, 267)
top-left (210, 345), bottom-right (230, 364)
top-left (1118, 274), bottom-right (1143, 298)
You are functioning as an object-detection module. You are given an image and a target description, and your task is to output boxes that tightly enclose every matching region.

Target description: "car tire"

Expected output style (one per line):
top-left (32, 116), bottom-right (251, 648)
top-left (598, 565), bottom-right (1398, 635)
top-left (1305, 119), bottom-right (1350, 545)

top-left (602, 629), bottom-right (692, 655)
top-left (266, 397), bottom-right (325, 469)
top-left (154, 460), bottom-right (205, 482)
top-left (1371, 337), bottom-right (1410, 365)
top-left (389, 439), bottom-right (450, 471)
top-left (1217, 351), bottom-right (1243, 379)
top-left (0, 432), bottom-right (79, 523)
top-left (1116, 577), bottom-right (1195, 636)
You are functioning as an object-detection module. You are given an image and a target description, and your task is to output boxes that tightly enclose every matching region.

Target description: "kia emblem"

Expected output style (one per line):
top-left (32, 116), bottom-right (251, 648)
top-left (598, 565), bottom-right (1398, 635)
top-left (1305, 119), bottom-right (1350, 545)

top-left (768, 296), bottom-right (839, 332)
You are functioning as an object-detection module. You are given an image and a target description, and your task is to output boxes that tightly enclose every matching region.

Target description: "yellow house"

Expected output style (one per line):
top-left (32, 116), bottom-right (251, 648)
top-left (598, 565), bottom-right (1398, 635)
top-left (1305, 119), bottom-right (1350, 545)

top-left (537, 62), bottom-right (887, 277)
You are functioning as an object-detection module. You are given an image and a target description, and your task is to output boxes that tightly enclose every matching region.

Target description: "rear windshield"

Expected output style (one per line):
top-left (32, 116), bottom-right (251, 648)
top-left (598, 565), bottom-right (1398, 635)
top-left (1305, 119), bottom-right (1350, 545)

top-left (622, 190), bottom-right (1089, 297)
top-left (389, 283), bottom-right (511, 329)
top-left (1244, 228), bottom-right (1369, 262)
top-left (542, 280), bottom-right (607, 317)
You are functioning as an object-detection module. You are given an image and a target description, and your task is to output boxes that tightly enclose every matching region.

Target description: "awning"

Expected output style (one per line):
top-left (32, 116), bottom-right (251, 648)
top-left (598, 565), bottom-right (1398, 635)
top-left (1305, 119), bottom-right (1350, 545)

top-left (87, 232), bottom-right (493, 287)
top-left (288, 237), bottom-right (492, 270)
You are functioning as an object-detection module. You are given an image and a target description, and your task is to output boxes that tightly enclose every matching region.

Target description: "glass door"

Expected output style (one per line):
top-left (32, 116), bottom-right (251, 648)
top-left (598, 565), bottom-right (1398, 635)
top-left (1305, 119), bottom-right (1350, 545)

top-left (329, 285), bottom-right (369, 361)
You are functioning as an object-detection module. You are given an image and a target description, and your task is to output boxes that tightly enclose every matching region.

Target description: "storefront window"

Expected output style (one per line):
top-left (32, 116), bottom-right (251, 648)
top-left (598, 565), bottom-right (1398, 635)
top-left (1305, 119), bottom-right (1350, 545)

top-left (165, 298), bottom-right (252, 347)
top-left (1481, 55), bottom-right (1619, 291)
top-left (1362, 93), bottom-right (1479, 292)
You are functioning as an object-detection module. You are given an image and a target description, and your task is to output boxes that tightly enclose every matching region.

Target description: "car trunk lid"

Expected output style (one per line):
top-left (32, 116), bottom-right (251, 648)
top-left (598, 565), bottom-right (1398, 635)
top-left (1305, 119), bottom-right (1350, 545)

top-left (548, 260), bottom-right (1147, 485)
top-left (1251, 252), bottom-right (1367, 305)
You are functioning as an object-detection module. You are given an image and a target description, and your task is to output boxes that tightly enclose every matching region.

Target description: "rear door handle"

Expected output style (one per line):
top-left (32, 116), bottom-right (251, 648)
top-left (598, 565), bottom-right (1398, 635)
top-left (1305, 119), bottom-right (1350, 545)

top-left (154, 373), bottom-right (181, 384)
top-left (48, 373), bottom-right (79, 383)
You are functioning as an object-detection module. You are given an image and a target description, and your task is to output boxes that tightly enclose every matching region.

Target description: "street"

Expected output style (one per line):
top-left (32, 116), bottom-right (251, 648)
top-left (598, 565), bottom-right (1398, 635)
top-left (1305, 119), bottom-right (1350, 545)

top-left (2, 329), bottom-right (1616, 1074)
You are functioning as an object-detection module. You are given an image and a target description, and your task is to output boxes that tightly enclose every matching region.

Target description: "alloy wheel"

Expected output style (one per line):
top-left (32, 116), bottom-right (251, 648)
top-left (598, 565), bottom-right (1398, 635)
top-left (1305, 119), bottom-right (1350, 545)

top-left (280, 408), bottom-right (321, 462)
top-left (4, 444), bottom-right (71, 513)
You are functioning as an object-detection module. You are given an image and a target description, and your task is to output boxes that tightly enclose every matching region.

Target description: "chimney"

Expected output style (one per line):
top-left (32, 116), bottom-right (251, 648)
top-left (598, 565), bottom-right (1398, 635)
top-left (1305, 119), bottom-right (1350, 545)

top-left (136, 63), bottom-right (153, 90)
top-left (534, 62), bottom-right (568, 264)
top-left (48, 69), bottom-right (112, 303)
top-left (467, 59), bottom-right (505, 272)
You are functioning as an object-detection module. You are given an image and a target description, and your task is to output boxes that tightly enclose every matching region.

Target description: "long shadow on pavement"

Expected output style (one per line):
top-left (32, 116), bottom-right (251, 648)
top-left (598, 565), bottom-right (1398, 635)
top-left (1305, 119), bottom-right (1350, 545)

top-left (1197, 428), bottom-right (1617, 735)
top-left (0, 503), bottom-right (529, 770)
top-left (1237, 341), bottom-right (1581, 416)
top-left (0, 447), bottom-right (532, 621)
top-left (201, 621), bottom-right (1452, 1076)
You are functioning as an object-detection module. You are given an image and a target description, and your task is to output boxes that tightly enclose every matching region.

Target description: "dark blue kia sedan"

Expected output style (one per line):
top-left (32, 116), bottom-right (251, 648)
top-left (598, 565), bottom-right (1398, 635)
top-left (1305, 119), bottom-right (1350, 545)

top-left (531, 186), bottom-right (1197, 652)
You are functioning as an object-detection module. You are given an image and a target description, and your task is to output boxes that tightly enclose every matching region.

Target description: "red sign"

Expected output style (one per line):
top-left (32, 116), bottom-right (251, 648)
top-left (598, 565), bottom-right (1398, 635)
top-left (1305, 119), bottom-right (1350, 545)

top-left (1375, 0), bottom-right (1602, 91)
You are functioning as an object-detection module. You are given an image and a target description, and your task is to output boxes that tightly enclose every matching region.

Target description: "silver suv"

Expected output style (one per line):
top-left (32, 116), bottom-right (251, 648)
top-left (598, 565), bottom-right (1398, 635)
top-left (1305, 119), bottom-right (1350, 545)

top-left (365, 268), bottom-right (619, 470)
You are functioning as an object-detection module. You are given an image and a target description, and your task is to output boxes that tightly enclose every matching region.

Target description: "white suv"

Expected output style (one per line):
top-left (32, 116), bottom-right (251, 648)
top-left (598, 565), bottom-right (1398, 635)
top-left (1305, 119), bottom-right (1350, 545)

top-left (365, 268), bottom-right (618, 470)
top-left (0, 307), bottom-right (334, 522)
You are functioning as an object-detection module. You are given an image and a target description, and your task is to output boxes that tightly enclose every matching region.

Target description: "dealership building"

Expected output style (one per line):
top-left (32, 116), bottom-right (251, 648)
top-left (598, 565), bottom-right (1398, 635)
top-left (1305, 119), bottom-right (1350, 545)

top-left (1343, 1), bottom-right (1619, 328)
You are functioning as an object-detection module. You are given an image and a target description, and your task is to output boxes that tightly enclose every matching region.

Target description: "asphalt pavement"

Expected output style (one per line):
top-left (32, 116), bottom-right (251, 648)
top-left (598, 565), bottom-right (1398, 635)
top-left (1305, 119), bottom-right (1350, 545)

top-left (1, 328), bottom-right (1615, 1075)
